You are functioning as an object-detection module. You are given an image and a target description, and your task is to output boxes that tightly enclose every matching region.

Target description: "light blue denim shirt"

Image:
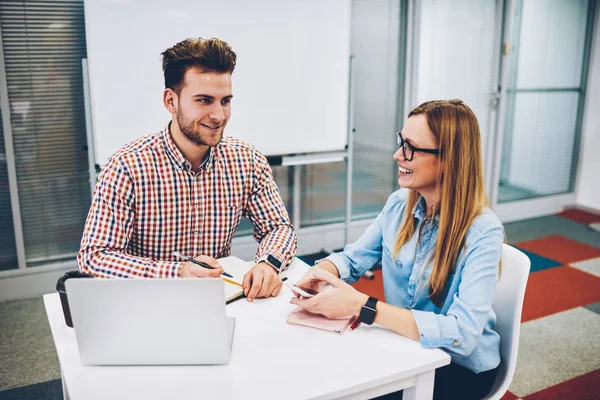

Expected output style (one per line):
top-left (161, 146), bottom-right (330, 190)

top-left (325, 189), bottom-right (503, 373)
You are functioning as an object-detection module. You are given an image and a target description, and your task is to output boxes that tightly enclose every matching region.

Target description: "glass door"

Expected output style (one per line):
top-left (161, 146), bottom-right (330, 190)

top-left (495, 0), bottom-right (594, 204)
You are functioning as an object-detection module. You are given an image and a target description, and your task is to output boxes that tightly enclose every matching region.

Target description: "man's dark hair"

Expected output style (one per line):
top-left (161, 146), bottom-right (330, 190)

top-left (161, 37), bottom-right (237, 95)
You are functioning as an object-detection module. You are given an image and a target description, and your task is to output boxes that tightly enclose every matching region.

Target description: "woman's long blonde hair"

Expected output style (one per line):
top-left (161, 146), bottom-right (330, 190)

top-left (393, 99), bottom-right (489, 306)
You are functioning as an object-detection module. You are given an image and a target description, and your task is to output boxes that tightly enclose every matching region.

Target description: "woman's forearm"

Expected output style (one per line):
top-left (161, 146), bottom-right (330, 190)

top-left (373, 302), bottom-right (421, 341)
top-left (315, 260), bottom-right (340, 278)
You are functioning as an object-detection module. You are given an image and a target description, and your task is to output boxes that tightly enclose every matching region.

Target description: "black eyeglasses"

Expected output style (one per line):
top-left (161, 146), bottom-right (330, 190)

top-left (397, 132), bottom-right (439, 161)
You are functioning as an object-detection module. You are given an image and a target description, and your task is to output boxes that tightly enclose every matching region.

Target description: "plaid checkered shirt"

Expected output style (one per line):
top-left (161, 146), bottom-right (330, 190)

top-left (78, 126), bottom-right (297, 278)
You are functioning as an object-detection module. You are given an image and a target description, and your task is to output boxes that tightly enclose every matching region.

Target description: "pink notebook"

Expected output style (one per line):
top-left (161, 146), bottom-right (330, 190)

top-left (286, 307), bottom-right (357, 335)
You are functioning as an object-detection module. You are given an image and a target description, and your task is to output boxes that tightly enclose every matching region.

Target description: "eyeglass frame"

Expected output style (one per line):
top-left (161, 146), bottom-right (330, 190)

top-left (396, 132), bottom-right (440, 161)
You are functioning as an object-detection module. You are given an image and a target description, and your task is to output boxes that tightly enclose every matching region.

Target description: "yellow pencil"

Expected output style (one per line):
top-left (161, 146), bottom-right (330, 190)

top-left (221, 277), bottom-right (243, 287)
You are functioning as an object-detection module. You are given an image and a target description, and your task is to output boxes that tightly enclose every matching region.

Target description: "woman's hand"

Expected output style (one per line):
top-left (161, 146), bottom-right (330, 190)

top-left (290, 267), bottom-right (331, 299)
top-left (290, 268), bottom-right (368, 319)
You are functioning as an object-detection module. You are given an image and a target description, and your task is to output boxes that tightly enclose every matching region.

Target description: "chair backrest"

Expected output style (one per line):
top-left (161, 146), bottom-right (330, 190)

top-left (483, 244), bottom-right (531, 400)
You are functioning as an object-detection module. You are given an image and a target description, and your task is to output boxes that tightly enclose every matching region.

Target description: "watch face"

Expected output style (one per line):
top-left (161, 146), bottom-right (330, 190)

top-left (360, 297), bottom-right (378, 325)
top-left (359, 306), bottom-right (376, 325)
top-left (267, 255), bottom-right (282, 270)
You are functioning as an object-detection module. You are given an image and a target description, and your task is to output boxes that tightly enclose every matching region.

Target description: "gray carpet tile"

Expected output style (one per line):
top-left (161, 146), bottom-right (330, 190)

top-left (504, 215), bottom-right (600, 248)
top-left (584, 301), bottom-right (600, 316)
top-left (571, 256), bottom-right (600, 278)
top-left (0, 298), bottom-right (61, 391)
top-left (0, 379), bottom-right (62, 400)
top-left (508, 307), bottom-right (600, 397)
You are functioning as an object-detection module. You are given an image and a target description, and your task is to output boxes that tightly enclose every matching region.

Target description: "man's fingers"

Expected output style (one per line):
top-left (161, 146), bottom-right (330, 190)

top-left (257, 275), bottom-right (278, 298)
top-left (189, 265), bottom-right (222, 278)
top-left (247, 273), bottom-right (263, 301)
top-left (195, 255), bottom-right (221, 269)
top-left (271, 280), bottom-right (283, 297)
top-left (242, 272), bottom-right (252, 296)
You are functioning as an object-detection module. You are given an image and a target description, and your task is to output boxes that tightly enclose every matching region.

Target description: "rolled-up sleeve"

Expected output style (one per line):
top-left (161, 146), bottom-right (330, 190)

top-left (321, 192), bottom-right (403, 283)
top-left (325, 219), bottom-right (383, 283)
top-left (412, 224), bottom-right (504, 357)
top-left (246, 152), bottom-right (297, 270)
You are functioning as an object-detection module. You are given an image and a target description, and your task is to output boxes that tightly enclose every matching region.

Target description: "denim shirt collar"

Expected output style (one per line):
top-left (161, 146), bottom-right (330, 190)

top-left (411, 195), bottom-right (440, 224)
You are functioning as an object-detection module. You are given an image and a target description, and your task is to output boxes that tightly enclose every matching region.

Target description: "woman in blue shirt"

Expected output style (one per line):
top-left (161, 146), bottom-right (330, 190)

top-left (291, 99), bottom-right (503, 400)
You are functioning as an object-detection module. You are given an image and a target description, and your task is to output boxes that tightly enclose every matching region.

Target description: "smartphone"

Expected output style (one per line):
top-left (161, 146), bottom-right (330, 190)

top-left (286, 283), bottom-right (318, 298)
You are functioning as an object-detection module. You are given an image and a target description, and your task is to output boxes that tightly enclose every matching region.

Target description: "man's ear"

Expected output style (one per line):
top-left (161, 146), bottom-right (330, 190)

top-left (163, 88), bottom-right (178, 114)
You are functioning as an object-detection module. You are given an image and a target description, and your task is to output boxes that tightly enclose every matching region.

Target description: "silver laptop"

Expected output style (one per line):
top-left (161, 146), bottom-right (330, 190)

top-left (65, 278), bottom-right (235, 365)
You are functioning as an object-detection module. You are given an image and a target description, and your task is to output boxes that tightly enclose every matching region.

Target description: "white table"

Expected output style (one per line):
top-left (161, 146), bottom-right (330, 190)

top-left (44, 258), bottom-right (450, 400)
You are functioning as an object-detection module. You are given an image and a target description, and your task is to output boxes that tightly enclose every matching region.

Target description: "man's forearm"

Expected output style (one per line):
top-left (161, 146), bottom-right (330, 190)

top-left (78, 247), bottom-right (182, 279)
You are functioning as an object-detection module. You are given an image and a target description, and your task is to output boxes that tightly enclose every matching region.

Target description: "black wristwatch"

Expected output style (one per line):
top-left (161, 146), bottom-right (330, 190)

top-left (359, 296), bottom-right (379, 325)
top-left (257, 254), bottom-right (283, 273)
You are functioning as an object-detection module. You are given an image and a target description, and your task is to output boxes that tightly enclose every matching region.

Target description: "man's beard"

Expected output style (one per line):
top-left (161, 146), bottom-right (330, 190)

top-left (176, 109), bottom-right (222, 147)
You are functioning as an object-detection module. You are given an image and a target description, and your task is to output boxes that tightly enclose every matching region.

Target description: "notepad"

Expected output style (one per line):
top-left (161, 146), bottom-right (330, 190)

top-left (286, 307), bottom-right (357, 335)
top-left (217, 256), bottom-right (254, 304)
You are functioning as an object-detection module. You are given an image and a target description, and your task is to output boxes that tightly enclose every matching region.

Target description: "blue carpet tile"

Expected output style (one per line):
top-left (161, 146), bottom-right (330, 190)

top-left (0, 379), bottom-right (63, 400)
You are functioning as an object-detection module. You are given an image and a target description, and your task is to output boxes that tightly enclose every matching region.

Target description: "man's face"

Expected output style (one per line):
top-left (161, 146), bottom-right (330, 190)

top-left (174, 68), bottom-right (233, 147)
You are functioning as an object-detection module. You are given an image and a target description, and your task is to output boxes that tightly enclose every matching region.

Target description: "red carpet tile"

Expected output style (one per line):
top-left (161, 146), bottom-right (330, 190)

top-left (524, 369), bottom-right (600, 399)
top-left (516, 235), bottom-right (600, 265)
top-left (501, 391), bottom-right (521, 399)
top-left (557, 209), bottom-right (600, 224)
top-left (351, 269), bottom-right (386, 300)
top-left (521, 266), bottom-right (600, 322)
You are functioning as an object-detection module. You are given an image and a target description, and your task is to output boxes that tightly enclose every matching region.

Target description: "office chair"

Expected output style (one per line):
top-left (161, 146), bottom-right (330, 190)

top-left (483, 244), bottom-right (531, 400)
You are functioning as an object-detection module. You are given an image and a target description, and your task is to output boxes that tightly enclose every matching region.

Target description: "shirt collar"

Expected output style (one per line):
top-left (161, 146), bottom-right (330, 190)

top-left (162, 123), bottom-right (216, 173)
top-left (411, 194), bottom-right (440, 223)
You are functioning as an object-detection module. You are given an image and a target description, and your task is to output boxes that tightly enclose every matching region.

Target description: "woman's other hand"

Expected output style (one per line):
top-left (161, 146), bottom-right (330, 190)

top-left (291, 268), bottom-right (368, 319)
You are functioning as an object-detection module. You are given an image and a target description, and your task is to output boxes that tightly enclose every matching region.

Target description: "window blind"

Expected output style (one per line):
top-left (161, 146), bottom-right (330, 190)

top-left (0, 0), bottom-right (91, 265)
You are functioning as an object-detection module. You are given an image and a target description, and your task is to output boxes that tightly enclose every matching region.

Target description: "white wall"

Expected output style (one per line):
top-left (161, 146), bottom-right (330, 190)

top-left (577, 6), bottom-right (600, 211)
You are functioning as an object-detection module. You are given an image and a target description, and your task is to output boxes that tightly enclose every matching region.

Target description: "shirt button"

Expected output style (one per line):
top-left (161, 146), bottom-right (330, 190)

top-left (195, 204), bottom-right (199, 209)
top-left (193, 230), bottom-right (199, 235)
top-left (453, 339), bottom-right (459, 346)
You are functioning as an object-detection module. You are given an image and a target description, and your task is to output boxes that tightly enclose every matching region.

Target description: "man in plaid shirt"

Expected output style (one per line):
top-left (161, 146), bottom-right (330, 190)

top-left (78, 38), bottom-right (297, 301)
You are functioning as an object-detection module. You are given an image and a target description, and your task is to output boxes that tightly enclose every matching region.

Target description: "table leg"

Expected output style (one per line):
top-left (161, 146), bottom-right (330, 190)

top-left (61, 370), bottom-right (70, 400)
top-left (402, 370), bottom-right (435, 400)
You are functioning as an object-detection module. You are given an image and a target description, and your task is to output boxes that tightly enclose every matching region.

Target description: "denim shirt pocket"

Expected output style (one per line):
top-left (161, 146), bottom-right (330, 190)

top-left (382, 242), bottom-right (403, 269)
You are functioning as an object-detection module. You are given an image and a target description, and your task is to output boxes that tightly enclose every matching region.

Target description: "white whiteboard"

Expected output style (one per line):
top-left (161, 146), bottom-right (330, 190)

top-left (84, 0), bottom-right (351, 165)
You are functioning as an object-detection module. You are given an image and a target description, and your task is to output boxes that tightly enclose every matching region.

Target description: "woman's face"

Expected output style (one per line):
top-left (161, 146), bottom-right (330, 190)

top-left (393, 114), bottom-right (442, 193)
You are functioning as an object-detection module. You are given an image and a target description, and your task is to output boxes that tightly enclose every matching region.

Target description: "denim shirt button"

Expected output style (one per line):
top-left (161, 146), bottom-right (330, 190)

top-left (453, 339), bottom-right (459, 346)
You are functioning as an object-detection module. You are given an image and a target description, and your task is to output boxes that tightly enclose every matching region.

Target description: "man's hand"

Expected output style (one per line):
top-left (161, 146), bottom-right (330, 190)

top-left (181, 255), bottom-right (224, 278)
top-left (242, 262), bottom-right (282, 302)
